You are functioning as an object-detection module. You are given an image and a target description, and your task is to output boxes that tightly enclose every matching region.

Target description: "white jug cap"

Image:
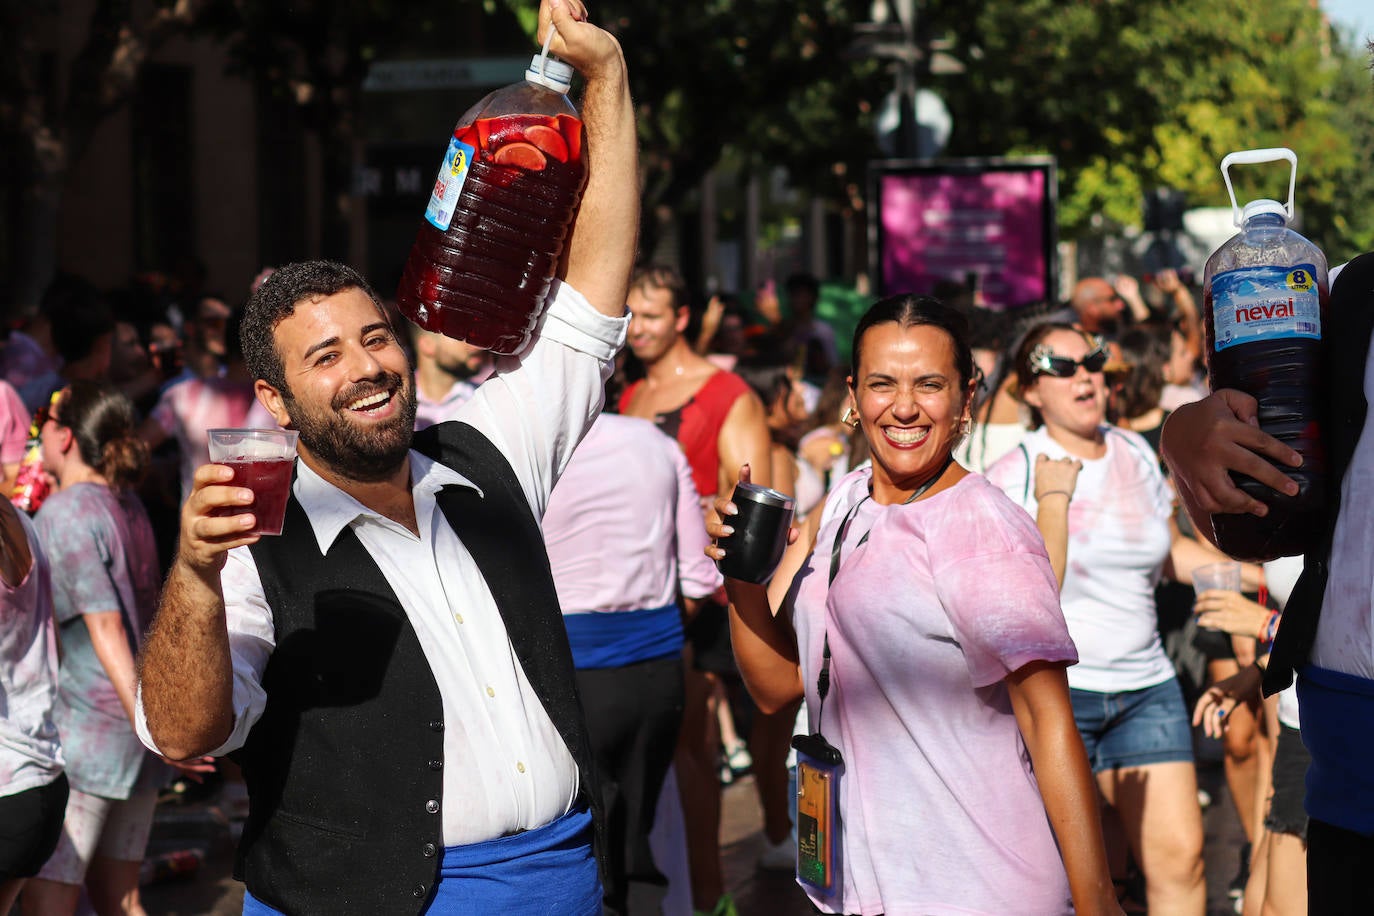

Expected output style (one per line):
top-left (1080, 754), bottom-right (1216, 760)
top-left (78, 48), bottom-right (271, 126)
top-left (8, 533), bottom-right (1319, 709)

top-left (526, 54), bottom-right (574, 93)
top-left (1241, 199), bottom-right (1288, 223)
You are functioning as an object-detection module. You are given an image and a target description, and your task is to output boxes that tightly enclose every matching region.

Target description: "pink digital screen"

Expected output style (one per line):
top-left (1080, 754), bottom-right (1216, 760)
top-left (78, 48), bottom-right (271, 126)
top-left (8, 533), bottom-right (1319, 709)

top-left (876, 160), bottom-right (1055, 309)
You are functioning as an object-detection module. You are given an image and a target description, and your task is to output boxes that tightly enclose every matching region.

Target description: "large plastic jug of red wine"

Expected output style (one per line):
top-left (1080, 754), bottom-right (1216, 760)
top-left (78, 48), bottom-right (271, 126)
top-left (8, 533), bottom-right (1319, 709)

top-left (1202, 147), bottom-right (1329, 561)
top-left (395, 52), bottom-right (586, 355)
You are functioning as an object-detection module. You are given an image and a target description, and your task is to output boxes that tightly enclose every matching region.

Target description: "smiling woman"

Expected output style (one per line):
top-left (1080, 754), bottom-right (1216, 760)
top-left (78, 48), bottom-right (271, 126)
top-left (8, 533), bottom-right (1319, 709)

top-left (710, 296), bottom-right (1122, 915)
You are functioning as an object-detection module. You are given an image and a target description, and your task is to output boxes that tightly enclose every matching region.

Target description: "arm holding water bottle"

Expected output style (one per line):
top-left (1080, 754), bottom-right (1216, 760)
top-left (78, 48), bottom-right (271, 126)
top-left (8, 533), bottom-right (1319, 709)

top-left (1160, 391), bottom-right (1304, 548)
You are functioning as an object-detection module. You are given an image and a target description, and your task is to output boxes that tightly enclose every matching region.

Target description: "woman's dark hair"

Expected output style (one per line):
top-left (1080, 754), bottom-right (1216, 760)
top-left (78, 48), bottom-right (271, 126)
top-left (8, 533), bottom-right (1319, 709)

top-left (56, 380), bottom-right (148, 490)
top-left (1011, 321), bottom-right (1090, 430)
top-left (1114, 323), bottom-right (1172, 421)
top-left (849, 294), bottom-right (975, 390)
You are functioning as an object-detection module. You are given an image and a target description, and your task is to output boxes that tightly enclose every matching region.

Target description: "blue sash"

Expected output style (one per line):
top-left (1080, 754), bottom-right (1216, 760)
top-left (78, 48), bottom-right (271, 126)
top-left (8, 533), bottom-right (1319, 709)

top-left (1298, 664), bottom-right (1374, 835)
top-left (242, 805), bottom-right (600, 915)
top-left (562, 603), bottom-right (684, 669)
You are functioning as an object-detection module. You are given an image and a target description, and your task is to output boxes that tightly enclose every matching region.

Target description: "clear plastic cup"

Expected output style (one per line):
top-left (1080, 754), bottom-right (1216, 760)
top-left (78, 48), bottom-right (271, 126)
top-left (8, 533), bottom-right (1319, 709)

top-left (207, 428), bottom-right (299, 536)
top-left (1192, 560), bottom-right (1243, 596)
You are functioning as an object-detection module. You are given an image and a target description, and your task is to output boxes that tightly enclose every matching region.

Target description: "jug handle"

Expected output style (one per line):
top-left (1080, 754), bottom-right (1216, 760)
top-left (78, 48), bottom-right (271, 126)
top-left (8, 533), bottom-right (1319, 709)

top-left (1221, 148), bottom-right (1297, 227)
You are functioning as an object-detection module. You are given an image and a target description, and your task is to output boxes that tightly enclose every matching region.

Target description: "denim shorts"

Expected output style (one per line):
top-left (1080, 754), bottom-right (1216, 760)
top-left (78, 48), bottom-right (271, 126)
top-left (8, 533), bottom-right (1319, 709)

top-left (1264, 724), bottom-right (1310, 841)
top-left (1070, 678), bottom-right (1194, 773)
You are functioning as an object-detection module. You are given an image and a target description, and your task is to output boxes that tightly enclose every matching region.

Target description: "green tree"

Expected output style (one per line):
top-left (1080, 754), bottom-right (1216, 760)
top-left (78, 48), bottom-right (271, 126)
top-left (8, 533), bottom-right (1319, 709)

top-left (500, 0), bottom-right (886, 265)
top-left (924, 0), bottom-right (1365, 255)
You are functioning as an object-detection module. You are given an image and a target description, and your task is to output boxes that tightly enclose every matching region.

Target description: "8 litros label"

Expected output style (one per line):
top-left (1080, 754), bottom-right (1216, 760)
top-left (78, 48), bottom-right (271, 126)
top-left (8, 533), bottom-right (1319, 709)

top-left (1211, 264), bottom-right (1321, 351)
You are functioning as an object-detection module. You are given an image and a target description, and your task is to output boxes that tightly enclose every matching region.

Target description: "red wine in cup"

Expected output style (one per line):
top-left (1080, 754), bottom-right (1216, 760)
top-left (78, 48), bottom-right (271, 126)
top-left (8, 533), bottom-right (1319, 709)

top-left (223, 457), bottom-right (294, 536)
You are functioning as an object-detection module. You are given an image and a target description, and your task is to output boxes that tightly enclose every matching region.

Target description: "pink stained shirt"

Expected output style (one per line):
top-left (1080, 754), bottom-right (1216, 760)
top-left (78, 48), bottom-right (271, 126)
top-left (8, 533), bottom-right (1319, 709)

top-left (542, 412), bottom-right (722, 614)
top-left (790, 467), bottom-right (1079, 916)
top-left (150, 375), bottom-right (257, 503)
top-left (0, 380), bottom-right (31, 466)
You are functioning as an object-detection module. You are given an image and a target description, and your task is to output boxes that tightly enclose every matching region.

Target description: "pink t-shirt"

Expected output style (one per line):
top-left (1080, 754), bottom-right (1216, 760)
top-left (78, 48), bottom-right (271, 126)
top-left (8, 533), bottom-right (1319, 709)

top-left (543, 412), bottom-right (721, 612)
top-left (791, 468), bottom-right (1078, 915)
top-left (150, 375), bottom-right (257, 502)
top-left (0, 380), bottom-right (31, 466)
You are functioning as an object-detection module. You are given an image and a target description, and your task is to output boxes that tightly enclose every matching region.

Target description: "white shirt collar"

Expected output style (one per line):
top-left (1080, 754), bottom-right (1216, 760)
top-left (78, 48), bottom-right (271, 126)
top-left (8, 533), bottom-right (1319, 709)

top-left (293, 450), bottom-right (482, 555)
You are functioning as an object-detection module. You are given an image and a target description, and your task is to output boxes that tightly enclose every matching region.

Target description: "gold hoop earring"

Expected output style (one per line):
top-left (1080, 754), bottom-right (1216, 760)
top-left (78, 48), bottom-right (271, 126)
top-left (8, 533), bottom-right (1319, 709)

top-left (841, 407), bottom-right (859, 430)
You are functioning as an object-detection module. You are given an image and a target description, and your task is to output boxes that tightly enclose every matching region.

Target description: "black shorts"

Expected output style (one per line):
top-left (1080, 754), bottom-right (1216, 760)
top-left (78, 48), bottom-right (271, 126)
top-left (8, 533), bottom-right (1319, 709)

top-left (685, 600), bottom-right (736, 675)
top-left (1264, 723), bottom-right (1310, 841)
top-left (0, 773), bottom-right (69, 880)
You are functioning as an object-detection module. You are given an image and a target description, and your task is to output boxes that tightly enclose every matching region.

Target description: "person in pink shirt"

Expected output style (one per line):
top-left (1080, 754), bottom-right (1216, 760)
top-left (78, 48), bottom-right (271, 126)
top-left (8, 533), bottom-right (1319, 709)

top-left (0, 380), bottom-right (33, 496)
top-left (138, 307), bottom-right (260, 504)
top-left (709, 295), bottom-right (1121, 915)
top-left (543, 409), bottom-right (721, 915)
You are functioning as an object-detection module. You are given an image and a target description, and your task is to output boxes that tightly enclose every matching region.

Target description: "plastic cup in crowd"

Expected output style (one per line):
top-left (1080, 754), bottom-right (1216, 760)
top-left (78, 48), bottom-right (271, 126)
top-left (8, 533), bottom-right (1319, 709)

top-left (1192, 560), bottom-right (1243, 597)
top-left (207, 428), bottom-right (299, 537)
top-left (716, 483), bottom-right (795, 585)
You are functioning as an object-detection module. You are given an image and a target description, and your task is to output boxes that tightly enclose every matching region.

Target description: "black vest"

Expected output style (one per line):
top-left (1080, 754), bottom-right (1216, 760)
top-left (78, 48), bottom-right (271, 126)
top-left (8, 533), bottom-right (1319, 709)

top-left (1266, 252), bottom-right (1374, 694)
top-left (233, 421), bottom-right (603, 914)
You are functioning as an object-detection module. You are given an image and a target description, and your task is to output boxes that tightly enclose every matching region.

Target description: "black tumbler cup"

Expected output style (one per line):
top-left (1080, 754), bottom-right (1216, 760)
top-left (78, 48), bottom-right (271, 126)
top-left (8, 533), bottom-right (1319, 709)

top-left (716, 483), bottom-right (795, 584)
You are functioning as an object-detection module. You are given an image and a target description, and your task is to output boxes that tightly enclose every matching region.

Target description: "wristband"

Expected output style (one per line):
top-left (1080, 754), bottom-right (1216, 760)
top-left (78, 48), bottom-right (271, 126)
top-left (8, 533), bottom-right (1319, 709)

top-left (1257, 609), bottom-right (1280, 646)
top-left (1037, 490), bottom-right (1072, 501)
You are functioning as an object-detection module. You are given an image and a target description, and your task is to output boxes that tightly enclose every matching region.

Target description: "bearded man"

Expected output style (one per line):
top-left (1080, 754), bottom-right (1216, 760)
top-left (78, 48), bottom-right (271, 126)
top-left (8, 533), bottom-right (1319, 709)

top-left (132, 2), bottom-right (638, 911)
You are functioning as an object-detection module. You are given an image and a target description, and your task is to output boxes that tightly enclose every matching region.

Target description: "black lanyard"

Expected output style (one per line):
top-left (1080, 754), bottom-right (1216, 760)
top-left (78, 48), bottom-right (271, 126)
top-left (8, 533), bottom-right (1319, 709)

top-left (813, 455), bottom-right (953, 732)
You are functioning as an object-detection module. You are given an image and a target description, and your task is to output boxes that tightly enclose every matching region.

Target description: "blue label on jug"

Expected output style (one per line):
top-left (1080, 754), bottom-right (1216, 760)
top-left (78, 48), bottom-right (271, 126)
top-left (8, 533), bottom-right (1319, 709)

top-left (424, 136), bottom-right (476, 231)
top-left (1211, 263), bottom-right (1321, 351)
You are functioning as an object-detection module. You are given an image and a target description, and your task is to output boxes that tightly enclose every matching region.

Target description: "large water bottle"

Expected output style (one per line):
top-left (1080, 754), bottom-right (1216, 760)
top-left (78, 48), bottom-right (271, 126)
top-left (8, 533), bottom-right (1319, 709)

top-left (395, 45), bottom-right (587, 355)
top-left (1202, 148), bottom-right (1329, 561)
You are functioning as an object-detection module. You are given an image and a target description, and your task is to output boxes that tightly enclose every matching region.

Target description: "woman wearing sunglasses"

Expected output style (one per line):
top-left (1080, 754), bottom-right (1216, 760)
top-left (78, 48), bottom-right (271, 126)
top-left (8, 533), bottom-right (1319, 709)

top-left (986, 322), bottom-right (1207, 913)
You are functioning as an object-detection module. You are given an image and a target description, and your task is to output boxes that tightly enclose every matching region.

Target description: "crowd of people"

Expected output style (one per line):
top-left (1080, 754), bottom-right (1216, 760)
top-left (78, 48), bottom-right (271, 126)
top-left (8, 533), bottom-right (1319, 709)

top-left (0, 4), bottom-right (1363, 914)
top-left (0, 258), bottom-right (1312, 916)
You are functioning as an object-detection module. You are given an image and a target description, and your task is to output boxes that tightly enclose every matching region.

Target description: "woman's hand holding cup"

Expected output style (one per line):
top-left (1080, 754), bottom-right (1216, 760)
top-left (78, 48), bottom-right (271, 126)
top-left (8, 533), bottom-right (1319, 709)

top-left (707, 464), bottom-right (799, 584)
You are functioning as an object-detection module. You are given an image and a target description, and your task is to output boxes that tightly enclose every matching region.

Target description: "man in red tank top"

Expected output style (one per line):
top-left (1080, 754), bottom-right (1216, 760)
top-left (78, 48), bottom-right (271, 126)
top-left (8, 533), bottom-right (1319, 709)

top-left (620, 266), bottom-right (788, 915)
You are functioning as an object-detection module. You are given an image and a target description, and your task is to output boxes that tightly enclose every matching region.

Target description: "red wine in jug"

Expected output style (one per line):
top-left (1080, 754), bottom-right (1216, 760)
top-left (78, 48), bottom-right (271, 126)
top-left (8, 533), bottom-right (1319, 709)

top-left (396, 57), bottom-right (586, 355)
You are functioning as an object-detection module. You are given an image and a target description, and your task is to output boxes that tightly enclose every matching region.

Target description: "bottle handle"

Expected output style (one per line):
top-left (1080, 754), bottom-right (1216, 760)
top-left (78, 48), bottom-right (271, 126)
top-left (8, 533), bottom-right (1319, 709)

top-left (537, 24), bottom-right (557, 79)
top-left (1221, 148), bottom-right (1297, 227)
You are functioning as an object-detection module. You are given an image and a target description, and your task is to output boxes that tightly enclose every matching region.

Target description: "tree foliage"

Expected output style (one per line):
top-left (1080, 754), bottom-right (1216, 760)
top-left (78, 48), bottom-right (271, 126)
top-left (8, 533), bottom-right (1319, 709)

top-left (499, 0), bottom-right (886, 260)
top-left (924, 0), bottom-right (1373, 258)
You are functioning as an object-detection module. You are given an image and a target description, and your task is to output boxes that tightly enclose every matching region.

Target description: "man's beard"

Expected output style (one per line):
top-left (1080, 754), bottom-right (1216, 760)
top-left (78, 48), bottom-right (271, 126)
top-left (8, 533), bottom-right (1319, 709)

top-left (438, 355), bottom-right (487, 381)
top-left (284, 370), bottom-right (418, 483)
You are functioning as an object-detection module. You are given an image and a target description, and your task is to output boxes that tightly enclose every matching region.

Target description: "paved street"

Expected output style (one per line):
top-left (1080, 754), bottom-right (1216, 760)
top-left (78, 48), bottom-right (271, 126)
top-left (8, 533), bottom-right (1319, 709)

top-left (127, 753), bottom-right (1246, 916)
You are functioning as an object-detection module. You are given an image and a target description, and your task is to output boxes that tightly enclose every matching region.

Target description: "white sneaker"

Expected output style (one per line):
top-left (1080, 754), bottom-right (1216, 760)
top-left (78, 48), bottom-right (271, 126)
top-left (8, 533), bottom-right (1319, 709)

top-left (724, 742), bottom-right (753, 775)
top-left (757, 835), bottom-right (795, 872)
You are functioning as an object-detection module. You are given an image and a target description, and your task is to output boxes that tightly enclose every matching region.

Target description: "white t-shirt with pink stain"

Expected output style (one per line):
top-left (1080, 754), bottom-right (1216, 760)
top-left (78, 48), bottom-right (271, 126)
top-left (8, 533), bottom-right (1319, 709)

top-left (986, 425), bottom-right (1176, 693)
top-left (790, 467), bottom-right (1078, 915)
top-left (150, 375), bottom-right (259, 503)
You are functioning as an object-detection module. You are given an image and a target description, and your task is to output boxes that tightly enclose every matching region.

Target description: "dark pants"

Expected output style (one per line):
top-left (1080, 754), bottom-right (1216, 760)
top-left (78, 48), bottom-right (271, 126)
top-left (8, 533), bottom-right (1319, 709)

top-left (0, 773), bottom-right (68, 881)
top-left (575, 655), bottom-right (685, 916)
top-left (1308, 818), bottom-right (1374, 914)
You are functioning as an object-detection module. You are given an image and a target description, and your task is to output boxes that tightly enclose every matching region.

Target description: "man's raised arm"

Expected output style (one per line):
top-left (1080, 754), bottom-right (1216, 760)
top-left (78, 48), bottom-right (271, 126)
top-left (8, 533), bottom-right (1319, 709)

top-left (543, 0), bottom-right (638, 318)
top-left (138, 464), bottom-right (260, 760)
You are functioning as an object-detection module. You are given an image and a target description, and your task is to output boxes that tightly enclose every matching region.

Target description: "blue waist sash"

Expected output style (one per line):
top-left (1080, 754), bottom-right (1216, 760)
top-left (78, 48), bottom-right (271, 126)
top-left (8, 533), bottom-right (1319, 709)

top-left (562, 603), bottom-right (683, 669)
top-left (242, 804), bottom-right (599, 915)
top-left (1297, 664), bottom-right (1374, 836)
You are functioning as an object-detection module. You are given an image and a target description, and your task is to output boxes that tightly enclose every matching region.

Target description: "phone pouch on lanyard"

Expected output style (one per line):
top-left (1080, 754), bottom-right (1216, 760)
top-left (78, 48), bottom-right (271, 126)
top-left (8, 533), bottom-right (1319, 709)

top-left (792, 732), bottom-right (843, 891)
